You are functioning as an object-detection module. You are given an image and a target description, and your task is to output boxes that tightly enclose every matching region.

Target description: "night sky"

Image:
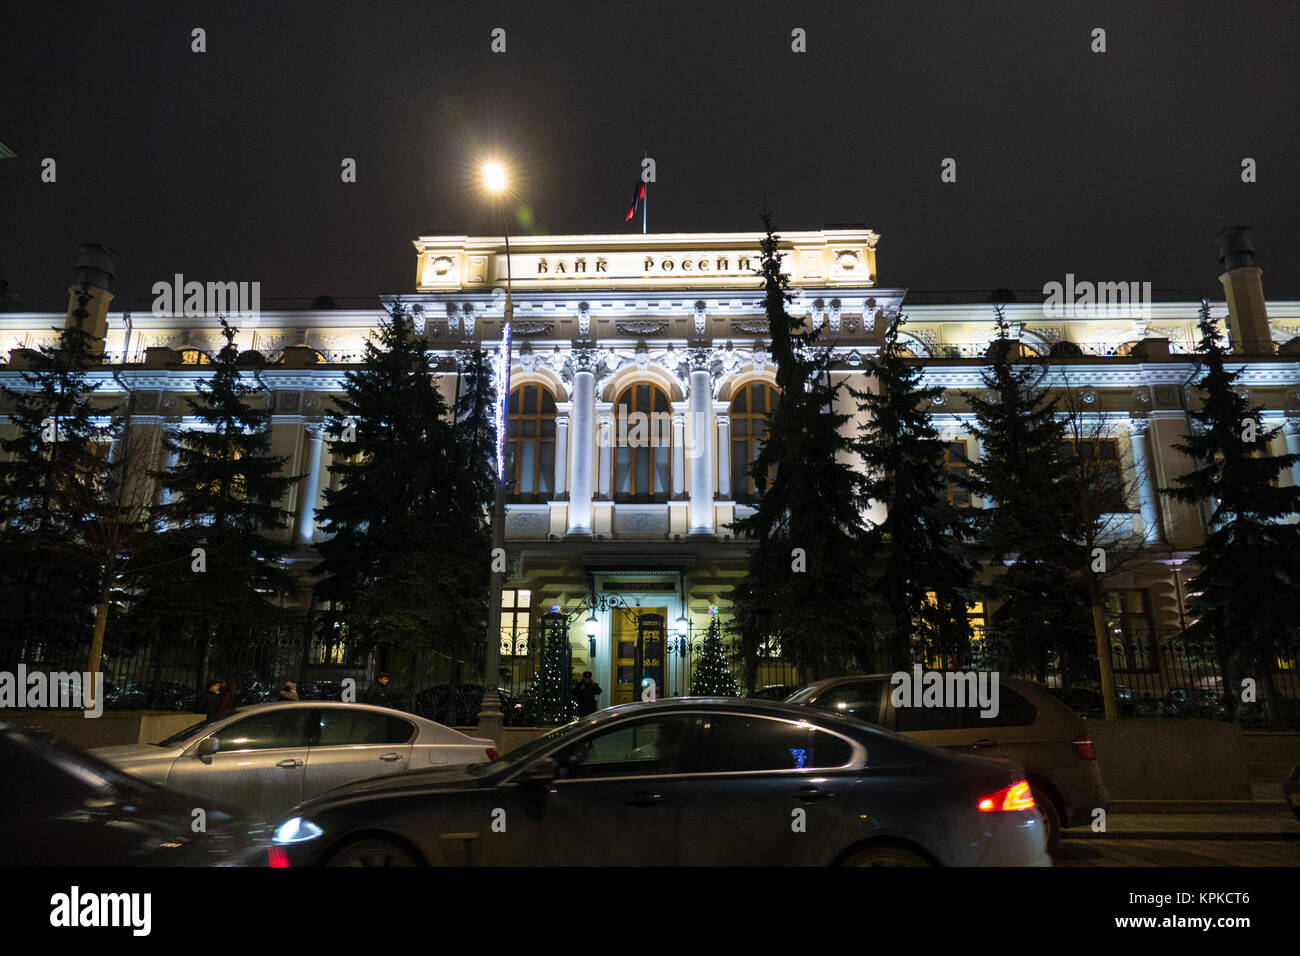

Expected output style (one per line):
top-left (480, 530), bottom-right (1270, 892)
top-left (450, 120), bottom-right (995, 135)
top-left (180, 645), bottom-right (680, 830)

top-left (3, 0), bottom-right (1297, 311)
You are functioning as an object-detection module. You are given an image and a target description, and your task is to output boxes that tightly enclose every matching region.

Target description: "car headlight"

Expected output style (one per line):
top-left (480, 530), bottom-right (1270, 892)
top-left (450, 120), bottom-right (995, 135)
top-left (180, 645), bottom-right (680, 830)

top-left (272, 817), bottom-right (324, 844)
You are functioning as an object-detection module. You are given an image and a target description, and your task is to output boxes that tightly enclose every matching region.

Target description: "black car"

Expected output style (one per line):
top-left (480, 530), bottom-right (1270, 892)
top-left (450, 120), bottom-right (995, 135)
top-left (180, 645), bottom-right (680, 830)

top-left (0, 723), bottom-right (276, 866)
top-left (270, 698), bottom-right (1050, 867)
top-left (748, 684), bottom-right (800, 701)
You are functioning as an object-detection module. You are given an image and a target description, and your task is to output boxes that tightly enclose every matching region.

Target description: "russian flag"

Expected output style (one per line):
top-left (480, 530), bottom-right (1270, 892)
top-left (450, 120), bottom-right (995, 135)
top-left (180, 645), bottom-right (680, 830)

top-left (624, 181), bottom-right (645, 222)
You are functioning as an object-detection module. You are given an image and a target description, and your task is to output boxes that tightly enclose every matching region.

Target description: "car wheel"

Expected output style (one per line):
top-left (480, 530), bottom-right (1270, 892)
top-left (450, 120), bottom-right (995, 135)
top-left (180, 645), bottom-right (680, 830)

top-left (325, 839), bottom-right (419, 867)
top-left (1031, 785), bottom-right (1062, 853)
top-left (840, 846), bottom-right (930, 867)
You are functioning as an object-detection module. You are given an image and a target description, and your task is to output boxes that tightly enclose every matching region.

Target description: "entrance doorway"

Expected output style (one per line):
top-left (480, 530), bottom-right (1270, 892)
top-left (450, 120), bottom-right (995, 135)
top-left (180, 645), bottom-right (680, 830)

top-left (611, 607), bottom-right (666, 705)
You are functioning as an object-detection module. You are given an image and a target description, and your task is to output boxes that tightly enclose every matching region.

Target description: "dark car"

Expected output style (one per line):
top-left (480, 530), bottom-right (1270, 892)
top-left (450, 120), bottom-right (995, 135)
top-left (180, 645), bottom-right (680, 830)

top-left (270, 698), bottom-right (1049, 867)
top-left (786, 675), bottom-right (1109, 850)
top-left (111, 680), bottom-right (199, 712)
top-left (748, 684), bottom-right (799, 701)
top-left (1163, 687), bottom-right (1229, 720)
top-left (0, 723), bottom-right (275, 866)
top-left (1048, 687), bottom-right (1105, 720)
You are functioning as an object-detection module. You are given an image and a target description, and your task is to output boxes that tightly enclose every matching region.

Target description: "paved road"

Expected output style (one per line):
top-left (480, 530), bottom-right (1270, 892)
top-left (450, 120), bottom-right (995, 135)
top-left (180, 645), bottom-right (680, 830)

top-left (1054, 839), bottom-right (1300, 866)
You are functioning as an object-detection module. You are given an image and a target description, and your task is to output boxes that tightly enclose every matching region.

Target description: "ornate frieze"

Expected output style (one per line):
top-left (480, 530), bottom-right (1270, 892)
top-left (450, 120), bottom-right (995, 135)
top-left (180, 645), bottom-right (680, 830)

top-left (615, 320), bottom-right (667, 336)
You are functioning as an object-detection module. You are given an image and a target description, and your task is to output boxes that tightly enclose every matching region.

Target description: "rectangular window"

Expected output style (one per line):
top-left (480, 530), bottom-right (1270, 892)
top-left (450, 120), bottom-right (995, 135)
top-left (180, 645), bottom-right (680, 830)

top-left (1106, 589), bottom-right (1156, 672)
top-left (1069, 438), bottom-right (1128, 513)
top-left (944, 440), bottom-right (970, 506)
top-left (500, 588), bottom-right (532, 657)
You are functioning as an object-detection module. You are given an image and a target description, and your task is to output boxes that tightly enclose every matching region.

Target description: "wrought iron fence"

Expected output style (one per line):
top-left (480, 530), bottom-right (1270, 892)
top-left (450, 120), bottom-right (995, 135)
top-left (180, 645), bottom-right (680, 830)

top-left (1007, 631), bottom-right (1300, 728)
top-left (5, 624), bottom-right (1292, 729)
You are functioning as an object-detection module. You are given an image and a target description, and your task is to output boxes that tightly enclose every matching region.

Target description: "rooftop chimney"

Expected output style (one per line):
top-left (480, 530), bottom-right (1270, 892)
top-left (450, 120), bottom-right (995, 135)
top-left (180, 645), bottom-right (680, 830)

top-left (1214, 226), bottom-right (1270, 353)
top-left (65, 242), bottom-right (119, 354)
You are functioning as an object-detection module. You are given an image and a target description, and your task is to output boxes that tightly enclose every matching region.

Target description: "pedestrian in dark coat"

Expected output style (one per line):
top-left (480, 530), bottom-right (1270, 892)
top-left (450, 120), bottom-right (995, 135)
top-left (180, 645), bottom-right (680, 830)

top-left (364, 673), bottom-right (393, 707)
top-left (218, 679), bottom-right (237, 716)
top-left (203, 681), bottom-right (223, 721)
top-left (572, 672), bottom-right (602, 717)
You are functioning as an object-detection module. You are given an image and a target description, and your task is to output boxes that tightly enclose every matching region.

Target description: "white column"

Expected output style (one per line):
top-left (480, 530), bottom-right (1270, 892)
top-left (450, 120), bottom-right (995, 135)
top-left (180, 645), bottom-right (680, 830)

top-left (297, 422), bottom-right (326, 544)
top-left (671, 411), bottom-right (686, 498)
top-left (567, 354), bottom-right (596, 534)
top-left (715, 407), bottom-right (732, 499)
top-left (1127, 418), bottom-right (1160, 545)
top-left (158, 445), bottom-right (179, 507)
top-left (553, 409), bottom-right (570, 497)
top-left (687, 350), bottom-right (716, 533)
top-left (597, 407), bottom-right (614, 498)
top-left (973, 436), bottom-right (988, 509)
top-left (1283, 419), bottom-right (1300, 491)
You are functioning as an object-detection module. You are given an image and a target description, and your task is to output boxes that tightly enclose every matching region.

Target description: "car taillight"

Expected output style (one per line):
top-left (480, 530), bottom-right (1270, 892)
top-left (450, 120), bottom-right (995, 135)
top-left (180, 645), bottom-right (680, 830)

top-left (486, 748), bottom-right (500, 762)
top-left (268, 847), bottom-right (291, 867)
top-left (978, 780), bottom-right (1036, 812)
top-left (1071, 734), bottom-right (1096, 760)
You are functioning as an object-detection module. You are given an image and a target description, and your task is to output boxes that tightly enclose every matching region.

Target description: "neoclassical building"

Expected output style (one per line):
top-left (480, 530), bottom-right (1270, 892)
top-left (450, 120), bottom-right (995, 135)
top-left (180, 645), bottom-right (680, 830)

top-left (3, 228), bottom-right (1299, 705)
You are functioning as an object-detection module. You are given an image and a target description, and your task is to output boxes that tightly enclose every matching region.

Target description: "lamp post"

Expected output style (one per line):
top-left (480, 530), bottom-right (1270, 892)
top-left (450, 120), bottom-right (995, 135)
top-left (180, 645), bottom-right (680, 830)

top-left (479, 160), bottom-right (511, 743)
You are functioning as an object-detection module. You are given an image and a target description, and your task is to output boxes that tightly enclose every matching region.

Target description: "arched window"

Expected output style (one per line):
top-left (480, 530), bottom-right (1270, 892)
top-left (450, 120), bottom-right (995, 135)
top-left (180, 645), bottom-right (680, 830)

top-left (614, 383), bottom-right (671, 501)
top-left (730, 382), bottom-right (780, 497)
top-left (506, 383), bottom-right (556, 501)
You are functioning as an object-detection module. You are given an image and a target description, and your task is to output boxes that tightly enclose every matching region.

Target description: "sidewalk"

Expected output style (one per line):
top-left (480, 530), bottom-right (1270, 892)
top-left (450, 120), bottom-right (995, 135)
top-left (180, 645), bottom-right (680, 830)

top-left (1065, 786), bottom-right (1299, 840)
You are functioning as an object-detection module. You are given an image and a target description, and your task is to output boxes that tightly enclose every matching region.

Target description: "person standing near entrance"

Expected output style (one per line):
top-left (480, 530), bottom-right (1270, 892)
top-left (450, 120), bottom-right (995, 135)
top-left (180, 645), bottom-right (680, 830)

top-left (572, 672), bottom-right (602, 716)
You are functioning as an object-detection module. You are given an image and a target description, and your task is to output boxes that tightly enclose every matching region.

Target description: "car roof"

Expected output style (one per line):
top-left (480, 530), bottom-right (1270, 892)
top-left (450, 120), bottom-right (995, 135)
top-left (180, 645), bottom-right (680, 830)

top-left (589, 696), bottom-right (879, 727)
top-left (201, 701), bottom-right (491, 743)
top-left (793, 673), bottom-right (1047, 693)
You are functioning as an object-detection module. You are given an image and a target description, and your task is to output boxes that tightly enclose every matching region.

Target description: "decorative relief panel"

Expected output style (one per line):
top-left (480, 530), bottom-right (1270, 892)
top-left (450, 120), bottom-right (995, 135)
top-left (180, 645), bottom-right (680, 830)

top-left (615, 320), bottom-right (667, 336)
top-left (613, 509), bottom-right (669, 535)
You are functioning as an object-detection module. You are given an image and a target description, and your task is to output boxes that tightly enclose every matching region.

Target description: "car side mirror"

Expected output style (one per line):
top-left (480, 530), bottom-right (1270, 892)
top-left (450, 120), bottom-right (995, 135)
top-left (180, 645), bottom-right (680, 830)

top-left (517, 757), bottom-right (559, 784)
top-left (196, 737), bottom-right (219, 762)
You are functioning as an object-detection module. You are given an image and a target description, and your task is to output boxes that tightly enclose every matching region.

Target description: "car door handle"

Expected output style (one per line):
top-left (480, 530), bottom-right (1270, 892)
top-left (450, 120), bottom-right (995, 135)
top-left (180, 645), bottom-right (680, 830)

top-left (379, 752), bottom-right (404, 762)
top-left (276, 759), bottom-right (303, 769)
top-left (793, 785), bottom-right (833, 802)
top-left (625, 792), bottom-right (664, 807)
top-left (972, 739), bottom-right (998, 749)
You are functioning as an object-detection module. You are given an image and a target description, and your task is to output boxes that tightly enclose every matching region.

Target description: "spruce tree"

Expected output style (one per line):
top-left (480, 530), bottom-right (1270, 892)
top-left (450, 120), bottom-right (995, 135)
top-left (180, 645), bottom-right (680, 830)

top-left (1165, 302), bottom-right (1300, 719)
top-left (531, 615), bottom-right (575, 725)
top-left (0, 284), bottom-right (115, 651)
top-left (313, 302), bottom-right (492, 659)
top-left (853, 314), bottom-right (979, 670)
top-left (962, 308), bottom-right (1093, 679)
top-left (690, 615), bottom-right (738, 696)
top-left (125, 320), bottom-right (298, 656)
top-left (730, 215), bottom-right (873, 681)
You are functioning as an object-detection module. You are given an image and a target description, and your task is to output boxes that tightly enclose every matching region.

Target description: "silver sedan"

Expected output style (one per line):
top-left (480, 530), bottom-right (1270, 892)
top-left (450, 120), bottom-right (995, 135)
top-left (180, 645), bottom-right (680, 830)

top-left (91, 701), bottom-right (497, 820)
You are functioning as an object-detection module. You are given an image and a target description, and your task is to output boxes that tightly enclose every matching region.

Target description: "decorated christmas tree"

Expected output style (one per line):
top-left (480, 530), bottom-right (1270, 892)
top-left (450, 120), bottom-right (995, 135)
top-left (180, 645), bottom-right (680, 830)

top-left (690, 614), bottom-right (738, 696)
top-left (531, 613), bottom-right (575, 724)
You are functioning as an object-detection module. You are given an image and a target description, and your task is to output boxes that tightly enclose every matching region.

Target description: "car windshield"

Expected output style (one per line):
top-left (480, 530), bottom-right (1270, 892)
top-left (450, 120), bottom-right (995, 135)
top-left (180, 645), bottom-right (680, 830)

top-left (156, 714), bottom-right (231, 747)
top-left (783, 684), bottom-right (821, 704)
top-left (465, 720), bottom-right (586, 774)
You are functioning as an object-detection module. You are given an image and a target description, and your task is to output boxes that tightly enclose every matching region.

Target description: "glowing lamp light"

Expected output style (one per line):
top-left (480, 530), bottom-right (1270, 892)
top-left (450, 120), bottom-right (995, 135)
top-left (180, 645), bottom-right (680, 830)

top-left (977, 780), bottom-right (1036, 813)
top-left (482, 161), bottom-right (506, 193)
top-left (674, 614), bottom-right (688, 636)
top-left (585, 611), bottom-right (598, 638)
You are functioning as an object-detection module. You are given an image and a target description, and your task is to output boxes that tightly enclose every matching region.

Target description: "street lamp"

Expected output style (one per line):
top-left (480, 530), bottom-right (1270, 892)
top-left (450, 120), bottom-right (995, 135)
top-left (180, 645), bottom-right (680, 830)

top-left (479, 159), bottom-right (513, 743)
